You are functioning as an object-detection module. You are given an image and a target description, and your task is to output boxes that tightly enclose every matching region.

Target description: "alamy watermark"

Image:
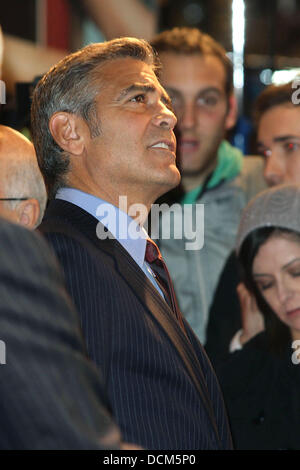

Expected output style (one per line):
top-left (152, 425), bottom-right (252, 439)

top-left (95, 196), bottom-right (204, 251)
top-left (0, 340), bottom-right (6, 365)
top-left (291, 78), bottom-right (300, 105)
top-left (291, 340), bottom-right (300, 365)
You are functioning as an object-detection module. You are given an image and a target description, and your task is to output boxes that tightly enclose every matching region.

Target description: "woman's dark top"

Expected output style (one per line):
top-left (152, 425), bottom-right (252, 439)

top-left (217, 331), bottom-right (300, 450)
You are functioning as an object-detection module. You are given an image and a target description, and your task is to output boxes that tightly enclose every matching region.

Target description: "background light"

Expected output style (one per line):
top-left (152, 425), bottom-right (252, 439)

top-left (272, 69), bottom-right (300, 85)
top-left (232, 0), bottom-right (245, 105)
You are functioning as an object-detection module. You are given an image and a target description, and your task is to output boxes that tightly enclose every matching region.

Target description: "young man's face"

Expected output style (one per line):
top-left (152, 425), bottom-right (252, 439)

top-left (157, 53), bottom-right (236, 184)
top-left (257, 103), bottom-right (300, 186)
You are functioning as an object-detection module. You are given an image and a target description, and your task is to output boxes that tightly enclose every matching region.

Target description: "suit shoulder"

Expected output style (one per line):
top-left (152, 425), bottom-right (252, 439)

top-left (0, 218), bottom-right (54, 261)
top-left (0, 219), bottom-right (63, 282)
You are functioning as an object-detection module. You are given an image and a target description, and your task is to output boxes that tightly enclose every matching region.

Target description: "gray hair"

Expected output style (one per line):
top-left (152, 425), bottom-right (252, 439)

top-left (4, 157), bottom-right (47, 227)
top-left (31, 37), bottom-right (159, 200)
top-left (0, 126), bottom-right (47, 227)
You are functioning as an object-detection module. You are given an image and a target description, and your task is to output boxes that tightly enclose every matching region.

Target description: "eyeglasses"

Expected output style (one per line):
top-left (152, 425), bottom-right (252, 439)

top-left (0, 198), bottom-right (29, 201)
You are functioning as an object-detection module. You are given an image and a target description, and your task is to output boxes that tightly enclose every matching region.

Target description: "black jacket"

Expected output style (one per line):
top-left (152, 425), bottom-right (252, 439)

top-left (217, 332), bottom-right (300, 450)
top-left (205, 250), bottom-right (242, 366)
top-left (0, 219), bottom-right (120, 449)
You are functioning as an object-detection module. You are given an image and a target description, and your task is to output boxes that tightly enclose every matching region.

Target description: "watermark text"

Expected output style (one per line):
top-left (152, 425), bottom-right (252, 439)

top-left (0, 340), bottom-right (6, 365)
top-left (0, 80), bottom-right (6, 105)
top-left (95, 197), bottom-right (204, 251)
top-left (291, 78), bottom-right (300, 105)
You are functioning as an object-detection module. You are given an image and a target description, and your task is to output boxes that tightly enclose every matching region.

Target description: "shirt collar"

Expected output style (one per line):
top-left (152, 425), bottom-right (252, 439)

top-left (56, 188), bottom-right (148, 268)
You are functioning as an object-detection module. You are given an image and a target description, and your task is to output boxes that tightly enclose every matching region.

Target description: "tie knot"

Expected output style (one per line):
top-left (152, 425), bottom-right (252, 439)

top-left (145, 239), bottom-right (161, 264)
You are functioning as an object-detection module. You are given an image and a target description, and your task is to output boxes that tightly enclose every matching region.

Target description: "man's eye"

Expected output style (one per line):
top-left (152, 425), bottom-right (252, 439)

top-left (290, 270), bottom-right (300, 277)
top-left (169, 95), bottom-right (179, 106)
top-left (130, 94), bottom-right (146, 103)
top-left (284, 142), bottom-right (299, 152)
top-left (197, 95), bottom-right (218, 107)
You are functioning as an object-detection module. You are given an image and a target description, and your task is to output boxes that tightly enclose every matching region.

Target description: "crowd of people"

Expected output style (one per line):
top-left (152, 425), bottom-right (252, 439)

top-left (0, 16), bottom-right (300, 451)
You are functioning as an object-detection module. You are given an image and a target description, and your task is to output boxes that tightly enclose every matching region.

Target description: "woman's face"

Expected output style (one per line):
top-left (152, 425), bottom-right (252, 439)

top-left (252, 234), bottom-right (300, 340)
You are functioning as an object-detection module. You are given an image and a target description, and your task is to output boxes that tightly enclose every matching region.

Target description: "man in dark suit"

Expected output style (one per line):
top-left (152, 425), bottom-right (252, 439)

top-left (0, 217), bottom-right (122, 449)
top-left (32, 37), bottom-right (232, 450)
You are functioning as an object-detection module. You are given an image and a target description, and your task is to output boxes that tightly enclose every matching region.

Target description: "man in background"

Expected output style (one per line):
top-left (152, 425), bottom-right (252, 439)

top-left (0, 125), bottom-right (46, 228)
top-left (151, 27), bottom-right (266, 343)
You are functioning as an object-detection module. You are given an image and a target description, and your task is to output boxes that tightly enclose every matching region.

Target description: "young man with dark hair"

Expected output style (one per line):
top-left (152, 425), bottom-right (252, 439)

top-left (151, 27), bottom-right (266, 343)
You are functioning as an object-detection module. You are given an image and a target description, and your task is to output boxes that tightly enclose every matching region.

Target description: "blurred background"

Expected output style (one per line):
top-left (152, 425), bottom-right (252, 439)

top-left (1, 0), bottom-right (300, 151)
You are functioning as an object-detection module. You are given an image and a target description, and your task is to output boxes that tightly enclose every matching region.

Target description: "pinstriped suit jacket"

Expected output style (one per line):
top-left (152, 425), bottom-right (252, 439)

top-left (39, 199), bottom-right (232, 450)
top-left (0, 218), bottom-right (121, 449)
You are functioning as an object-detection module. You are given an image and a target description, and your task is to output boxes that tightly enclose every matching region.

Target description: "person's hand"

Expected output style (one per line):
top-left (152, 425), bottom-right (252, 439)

top-left (237, 282), bottom-right (265, 346)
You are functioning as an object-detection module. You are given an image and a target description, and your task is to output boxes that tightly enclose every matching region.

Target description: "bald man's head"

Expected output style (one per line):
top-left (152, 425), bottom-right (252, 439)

top-left (0, 126), bottom-right (47, 228)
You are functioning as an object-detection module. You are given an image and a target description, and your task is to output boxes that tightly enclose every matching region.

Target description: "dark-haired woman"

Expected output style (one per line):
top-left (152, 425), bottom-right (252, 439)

top-left (217, 184), bottom-right (300, 450)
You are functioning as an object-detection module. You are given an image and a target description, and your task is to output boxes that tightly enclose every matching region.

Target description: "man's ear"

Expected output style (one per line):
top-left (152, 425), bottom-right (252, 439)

top-left (225, 94), bottom-right (238, 131)
top-left (49, 112), bottom-right (86, 155)
top-left (17, 199), bottom-right (40, 229)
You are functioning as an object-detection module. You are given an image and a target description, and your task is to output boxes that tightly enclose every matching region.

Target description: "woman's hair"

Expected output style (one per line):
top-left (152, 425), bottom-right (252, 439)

top-left (238, 227), bottom-right (300, 354)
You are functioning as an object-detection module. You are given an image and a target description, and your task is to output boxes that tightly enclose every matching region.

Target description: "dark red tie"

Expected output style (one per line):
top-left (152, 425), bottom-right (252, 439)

top-left (145, 239), bottom-right (186, 333)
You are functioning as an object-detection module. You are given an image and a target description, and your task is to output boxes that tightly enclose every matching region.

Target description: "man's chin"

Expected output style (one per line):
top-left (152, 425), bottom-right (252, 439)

top-left (180, 156), bottom-right (218, 178)
top-left (155, 167), bottom-right (181, 196)
top-left (169, 165), bottom-right (181, 185)
top-left (177, 154), bottom-right (204, 176)
top-left (180, 166), bottom-right (205, 177)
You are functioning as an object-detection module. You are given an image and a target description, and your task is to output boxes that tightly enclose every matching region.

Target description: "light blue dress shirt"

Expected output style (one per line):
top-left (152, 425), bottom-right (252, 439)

top-left (56, 188), bottom-right (164, 298)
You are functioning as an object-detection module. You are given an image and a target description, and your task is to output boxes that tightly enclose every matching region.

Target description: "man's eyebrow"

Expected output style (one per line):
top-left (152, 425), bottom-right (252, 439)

top-left (116, 83), bottom-right (173, 110)
top-left (273, 135), bottom-right (300, 143)
top-left (257, 135), bottom-right (300, 148)
top-left (161, 90), bottom-right (173, 110)
top-left (116, 84), bottom-right (156, 101)
top-left (166, 86), bottom-right (222, 98)
top-left (196, 87), bottom-right (223, 96)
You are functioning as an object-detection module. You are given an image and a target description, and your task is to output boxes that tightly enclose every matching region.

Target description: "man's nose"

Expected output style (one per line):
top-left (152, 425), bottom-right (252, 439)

top-left (264, 153), bottom-right (285, 187)
top-left (153, 102), bottom-right (177, 130)
top-left (179, 103), bottom-right (196, 130)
